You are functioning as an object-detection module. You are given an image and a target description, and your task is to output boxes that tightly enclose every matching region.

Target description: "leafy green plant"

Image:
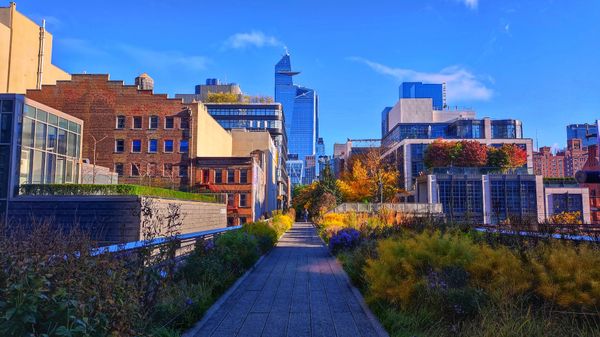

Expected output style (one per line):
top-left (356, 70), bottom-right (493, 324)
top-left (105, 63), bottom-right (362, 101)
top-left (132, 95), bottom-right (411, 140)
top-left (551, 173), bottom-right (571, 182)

top-left (243, 221), bottom-right (277, 253)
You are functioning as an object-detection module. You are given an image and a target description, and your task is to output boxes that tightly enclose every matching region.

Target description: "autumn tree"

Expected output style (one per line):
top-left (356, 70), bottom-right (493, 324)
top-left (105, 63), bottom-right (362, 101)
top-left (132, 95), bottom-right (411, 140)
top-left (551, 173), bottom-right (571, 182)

top-left (549, 211), bottom-right (582, 225)
top-left (340, 148), bottom-right (400, 202)
top-left (455, 141), bottom-right (488, 167)
top-left (487, 144), bottom-right (527, 169)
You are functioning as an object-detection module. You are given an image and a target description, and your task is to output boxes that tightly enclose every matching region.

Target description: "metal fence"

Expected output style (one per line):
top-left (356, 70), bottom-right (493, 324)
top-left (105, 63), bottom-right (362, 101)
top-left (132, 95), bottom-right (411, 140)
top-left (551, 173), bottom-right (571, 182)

top-left (329, 203), bottom-right (443, 215)
top-left (92, 226), bottom-right (241, 257)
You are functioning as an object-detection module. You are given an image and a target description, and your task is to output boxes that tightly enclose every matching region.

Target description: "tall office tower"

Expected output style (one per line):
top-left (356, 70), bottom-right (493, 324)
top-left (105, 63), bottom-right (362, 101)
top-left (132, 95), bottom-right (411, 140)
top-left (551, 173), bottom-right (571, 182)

top-left (566, 122), bottom-right (598, 148)
top-left (275, 52), bottom-right (318, 185)
top-left (399, 82), bottom-right (444, 110)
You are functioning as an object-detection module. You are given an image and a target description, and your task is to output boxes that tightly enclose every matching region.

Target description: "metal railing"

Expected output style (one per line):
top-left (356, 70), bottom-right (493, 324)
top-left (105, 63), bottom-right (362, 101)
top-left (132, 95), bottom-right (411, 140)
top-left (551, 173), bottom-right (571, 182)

top-left (329, 202), bottom-right (443, 214)
top-left (92, 226), bottom-right (241, 256)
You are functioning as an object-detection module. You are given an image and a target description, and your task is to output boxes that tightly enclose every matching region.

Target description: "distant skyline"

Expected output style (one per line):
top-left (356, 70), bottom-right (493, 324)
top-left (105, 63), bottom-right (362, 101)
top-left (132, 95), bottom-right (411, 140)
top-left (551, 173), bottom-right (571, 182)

top-left (15, 0), bottom-right (600, 152)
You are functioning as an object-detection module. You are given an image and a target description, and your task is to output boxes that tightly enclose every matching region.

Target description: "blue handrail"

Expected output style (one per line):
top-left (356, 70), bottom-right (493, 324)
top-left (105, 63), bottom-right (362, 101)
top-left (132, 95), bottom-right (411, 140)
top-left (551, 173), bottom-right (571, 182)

top-left (474, 227), bottom-right (599, 242)
top-left (92, 226), bottom-right (242, 256)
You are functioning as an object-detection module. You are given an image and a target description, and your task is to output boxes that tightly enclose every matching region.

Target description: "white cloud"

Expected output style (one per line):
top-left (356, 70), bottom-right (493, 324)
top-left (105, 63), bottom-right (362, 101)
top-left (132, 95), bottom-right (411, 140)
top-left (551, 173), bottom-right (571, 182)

top-left (118, 45), bottom-right (209, 71)
top-left (504, 23), bottom-right (510, 33)
top-left (350, 57), bottom-right (493, 102)
top-left (224, 31), bottom-right (282, 49)
top-left (461, 0), bottom-right (478, 9)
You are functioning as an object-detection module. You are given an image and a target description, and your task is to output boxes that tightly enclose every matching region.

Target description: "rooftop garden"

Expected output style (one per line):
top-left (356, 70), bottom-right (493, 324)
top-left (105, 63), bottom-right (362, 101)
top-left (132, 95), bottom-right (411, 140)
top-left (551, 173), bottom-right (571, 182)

top-left (204, 92), bottom-right (274, 104)
top-left (424, 140), bottom-right (527, 171)
top-left (19, 184), bottom-right (224, 203)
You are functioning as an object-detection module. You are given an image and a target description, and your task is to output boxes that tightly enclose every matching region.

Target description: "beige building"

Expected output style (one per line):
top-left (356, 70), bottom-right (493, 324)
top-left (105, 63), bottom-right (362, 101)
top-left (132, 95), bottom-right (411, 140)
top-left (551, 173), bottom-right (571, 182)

top-left (0, 2), bottom-right (70, 93)
top-left (186, 102), bottom-right (232, 157)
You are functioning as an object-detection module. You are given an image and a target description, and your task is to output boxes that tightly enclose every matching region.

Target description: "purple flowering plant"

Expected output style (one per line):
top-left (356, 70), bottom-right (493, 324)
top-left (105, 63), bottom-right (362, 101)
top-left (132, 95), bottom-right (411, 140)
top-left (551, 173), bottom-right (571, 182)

top-left (329, 228), bottom-right (361, 254)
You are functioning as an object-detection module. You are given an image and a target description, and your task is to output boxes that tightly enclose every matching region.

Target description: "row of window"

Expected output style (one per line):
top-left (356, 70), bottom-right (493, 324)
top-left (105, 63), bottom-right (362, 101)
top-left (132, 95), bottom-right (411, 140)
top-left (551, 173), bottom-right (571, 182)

top-left (199, 169), bottom-right (249, 184)
top-left (227, 193), bottom-right (249, 208)
top-left (115, 139), bottom-right (188, 153)
top-left (115, 115), bottom-right (189, 130)
top-left (114, 163), bottom-right (188, 177)
top-left (207, 108), bottom-right (281, 116)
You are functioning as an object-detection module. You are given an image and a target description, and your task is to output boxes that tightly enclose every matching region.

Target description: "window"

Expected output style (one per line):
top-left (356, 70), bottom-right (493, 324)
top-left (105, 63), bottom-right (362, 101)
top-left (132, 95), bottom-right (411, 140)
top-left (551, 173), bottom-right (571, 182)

top-left (115, 139), bottom-right (124, 153)
top-left (227, 169), bottom-right (235, 183)
top-left (179, 165), bottom-right (188, 177)
top-left (133, 116), bottom-right (142, 129)
top-left (131, 163), bottom-right (140, 176)
top-left (240, 169), bottom-right (248, 183)
top-left (147, 162), bottom-right (158, 176)
top-left (227, 193), bottom-right (234, 206)
top-left (163, 163), bottom-right (173, 177)
top-left (148, 139), bottom-right (158, 153)
top-left (149, 116), bottom-right (159, 129)
top-left (215, 170), bottom-right (223, 183)
top-left (132, 139), bottom-right (141, 153)
top-left (115, 163), bottom-right (124, 176)
top-left (239, 217), bottom-right (247, 224)
top-left (116, 116), bottom-right (125, 129)
top-left (164, 139), bottom-right (174, 153)
top-left (179, 140), bottom-right (189, 153)
top-left (180, 117), bottom-right (189, 129)
top-left (202, 169), bottom-right (209, 183)
top-left (1, 113), bottom-right (12, 143)
top-left (239, 194), bottom-right (247, 207)
top-left (227, 217), bottom-right (235, 226)
top-left (165, 117), bottom-right (174, 129)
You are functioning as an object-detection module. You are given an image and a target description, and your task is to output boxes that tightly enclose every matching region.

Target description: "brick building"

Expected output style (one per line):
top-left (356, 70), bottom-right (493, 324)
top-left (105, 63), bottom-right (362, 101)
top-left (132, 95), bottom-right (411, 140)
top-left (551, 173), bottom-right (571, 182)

top-left (193, 156), bottom-right (263, 226)
top-left (580, 145), bottom-right (600, 224)
top-left (26, 74), bottom-right (232, 187)
top-left (564, 138), bottom-right (588, 177)
top-left (533, 146), bottom-right (566, 177)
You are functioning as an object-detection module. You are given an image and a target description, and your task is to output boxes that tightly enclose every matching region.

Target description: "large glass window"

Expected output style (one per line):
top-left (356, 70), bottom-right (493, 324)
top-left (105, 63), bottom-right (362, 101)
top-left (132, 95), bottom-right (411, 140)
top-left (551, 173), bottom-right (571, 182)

top-left (239, 194), bottom-right (247, 207)
top-left (34, 122), bottom-right (46, 149)
top-left (148, 139), bottom-right (158, 153)
top-left (57, 129), bottom-right (67, 155)
top-left (0, 113), bottom-right (12, 143)
top-left (47, 126), bottom-right (57, 152)
top-left (149, 116), bottom-right (159, 129)
top-left (55, 156), bottom-right (65, 184)
top-left (227, 169), bottom-right (235, 183)
top-left (179, 165), bottom-right (188, 177)
top-left (133, 116), bottom-right (142, 129)
top-left (116, 116), bottom-right (126, 129)
top-left (164, 140), bottom-right (174, 153)
top-left (115, 139), bottom-right (124, 153)
top-left (114, 163), bottom-right (124, 176)
top-left (45, 153), bottom-right (56, 183)
top-left (19, 150), bottom-right (31, 184)
top-left (215, 170), bottom-right (223, 183)
top-left (132, 139), bottom-right (142, 153)
top-left (240, 169), bottom-right (248, 183)
top-left (22, 117), bottom-right (35, 147)
top-left (165, 117), bottom-right (174, 129)
top-left (179, 140), bottom-right (189, 153)
top-left (31, 150), bottom-right (44, 183)
top-left (67, 133), bottom-right (77, 157)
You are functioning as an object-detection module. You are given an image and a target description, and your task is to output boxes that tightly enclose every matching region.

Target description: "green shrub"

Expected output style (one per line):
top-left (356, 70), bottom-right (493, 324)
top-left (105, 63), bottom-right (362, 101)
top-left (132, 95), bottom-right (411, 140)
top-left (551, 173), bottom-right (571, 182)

top-left (243, 221), bottom-right (277, 253)
top-left (271, 211), bottom-right (293, 237)
top-left (19, 184), bottom-right (221, 203)
top-left (214, 231), bottom-right (259, 274)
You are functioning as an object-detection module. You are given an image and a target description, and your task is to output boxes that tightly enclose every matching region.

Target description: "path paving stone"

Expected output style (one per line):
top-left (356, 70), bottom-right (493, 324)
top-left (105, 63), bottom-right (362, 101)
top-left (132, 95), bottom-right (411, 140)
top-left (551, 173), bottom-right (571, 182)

top-left (185, 222), bottom-right (387, 337)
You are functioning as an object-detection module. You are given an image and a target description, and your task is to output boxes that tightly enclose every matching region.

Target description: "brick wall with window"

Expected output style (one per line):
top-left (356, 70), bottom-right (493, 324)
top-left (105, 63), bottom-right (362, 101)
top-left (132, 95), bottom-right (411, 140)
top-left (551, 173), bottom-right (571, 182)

top-left (26, 74), bottom-right (193, 186)
top-left (194, 157), bottom-right (256, 226)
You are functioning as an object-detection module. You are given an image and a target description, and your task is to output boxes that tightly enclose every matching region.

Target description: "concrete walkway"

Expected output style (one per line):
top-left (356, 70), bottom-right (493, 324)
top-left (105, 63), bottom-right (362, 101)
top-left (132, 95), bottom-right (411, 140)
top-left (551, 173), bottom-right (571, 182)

top-left (185, 222), bottom-right (388, 337)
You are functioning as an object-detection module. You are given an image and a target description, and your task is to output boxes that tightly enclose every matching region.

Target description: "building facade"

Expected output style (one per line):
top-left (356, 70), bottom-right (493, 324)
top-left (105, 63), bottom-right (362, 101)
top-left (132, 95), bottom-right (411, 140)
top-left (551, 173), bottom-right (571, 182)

top-left (274, 52), bottom-right (319, 186)
top-left (0, 94), bottom-right (83, 219)
top-left (416, 173), bottom-right (544, 224)
top-left (533, 146), bottom-right (566, 177)
top-left (26, 74), bottom-right (232, 187)
top-left (0, 3), bottom-right (70, 93)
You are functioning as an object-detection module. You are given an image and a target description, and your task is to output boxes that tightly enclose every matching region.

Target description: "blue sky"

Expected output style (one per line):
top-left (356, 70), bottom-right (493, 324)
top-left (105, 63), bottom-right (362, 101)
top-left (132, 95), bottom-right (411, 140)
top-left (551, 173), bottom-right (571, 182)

top-left (18, 0), bottom-right (600, 153)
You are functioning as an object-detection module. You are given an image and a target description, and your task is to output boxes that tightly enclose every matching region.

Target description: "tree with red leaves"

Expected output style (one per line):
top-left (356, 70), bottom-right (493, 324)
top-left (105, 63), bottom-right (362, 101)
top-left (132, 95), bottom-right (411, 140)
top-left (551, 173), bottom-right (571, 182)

top-left (424, 139), bottom-right (453, 168)
top-left (456, 141), bottom-right (488, 167)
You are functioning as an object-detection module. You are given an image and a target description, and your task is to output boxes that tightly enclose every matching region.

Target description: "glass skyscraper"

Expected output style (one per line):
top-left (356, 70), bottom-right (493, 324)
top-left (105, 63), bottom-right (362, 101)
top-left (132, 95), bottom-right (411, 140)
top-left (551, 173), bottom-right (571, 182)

top-left (566, 122), bottom-right (598, 148)
top-left (275, 52), bottom-right (319, 185)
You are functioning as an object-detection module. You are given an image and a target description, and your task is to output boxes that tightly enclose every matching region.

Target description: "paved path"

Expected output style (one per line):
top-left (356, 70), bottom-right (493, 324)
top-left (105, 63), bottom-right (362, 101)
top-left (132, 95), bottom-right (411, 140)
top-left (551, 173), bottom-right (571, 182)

top-left (185, 222), bottom-right (387, 337)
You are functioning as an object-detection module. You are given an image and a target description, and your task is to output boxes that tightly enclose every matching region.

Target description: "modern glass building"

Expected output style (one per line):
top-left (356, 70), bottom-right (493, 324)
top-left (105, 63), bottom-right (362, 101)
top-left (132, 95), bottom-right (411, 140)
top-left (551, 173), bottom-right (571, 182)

top-left (0, 94), bottom-right (83, 218)
top-left (275, 52), bottom-right (319, 186)
top-left (417, 173), bottom-right (542, 224)
top-left (566, 122), bottom-right (598, 148)
top-left (399, 82), bottom-right (444, 110)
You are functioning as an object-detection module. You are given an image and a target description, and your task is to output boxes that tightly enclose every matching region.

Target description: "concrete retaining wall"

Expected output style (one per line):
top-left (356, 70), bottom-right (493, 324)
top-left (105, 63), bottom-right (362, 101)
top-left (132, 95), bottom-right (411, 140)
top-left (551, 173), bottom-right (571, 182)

top-left (7, 196), bottom-right (226, 245)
